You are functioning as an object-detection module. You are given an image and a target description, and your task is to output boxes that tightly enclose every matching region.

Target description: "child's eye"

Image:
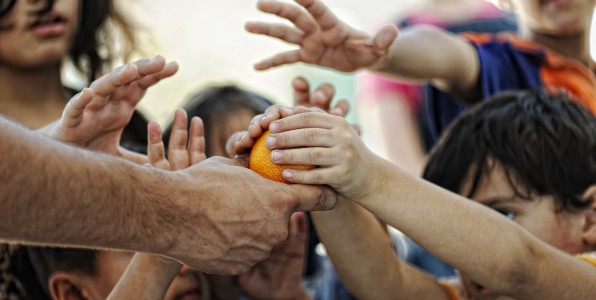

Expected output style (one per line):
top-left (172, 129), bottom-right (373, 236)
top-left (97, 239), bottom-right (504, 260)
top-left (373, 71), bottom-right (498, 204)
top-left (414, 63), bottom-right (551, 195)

top-left (496, 210), bottom-right (516, 220)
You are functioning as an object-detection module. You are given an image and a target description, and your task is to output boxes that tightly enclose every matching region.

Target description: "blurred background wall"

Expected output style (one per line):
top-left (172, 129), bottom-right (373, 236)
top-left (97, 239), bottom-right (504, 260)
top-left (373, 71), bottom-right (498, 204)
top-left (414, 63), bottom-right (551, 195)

top-left (64, 0), bottom-right (596, 152)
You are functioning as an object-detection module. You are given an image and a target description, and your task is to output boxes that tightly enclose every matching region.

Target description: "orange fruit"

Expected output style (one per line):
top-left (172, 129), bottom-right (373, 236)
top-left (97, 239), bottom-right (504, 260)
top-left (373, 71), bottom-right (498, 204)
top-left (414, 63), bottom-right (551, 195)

top-left (250, 130), bottom-right (315, 183)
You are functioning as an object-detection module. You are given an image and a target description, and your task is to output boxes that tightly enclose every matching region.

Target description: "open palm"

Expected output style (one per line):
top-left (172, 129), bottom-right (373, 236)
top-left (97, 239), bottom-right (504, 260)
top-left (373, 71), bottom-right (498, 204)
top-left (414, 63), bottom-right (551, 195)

top-left (53, 56), bottom-right (178, 155)
top-left (247, 0), bottom-right (398, 72)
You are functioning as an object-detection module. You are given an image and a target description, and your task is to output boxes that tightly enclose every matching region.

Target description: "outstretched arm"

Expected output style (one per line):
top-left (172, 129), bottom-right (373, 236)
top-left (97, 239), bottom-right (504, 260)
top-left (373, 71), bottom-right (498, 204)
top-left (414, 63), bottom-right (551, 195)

top-left (312, 199), bottom-right (451, 300)
top-left (248, 0), bottom-right (479, 97)
top-left (265, 109), bottom-right (596, 299)
top-left (0, 113), bottom-right (338, 274)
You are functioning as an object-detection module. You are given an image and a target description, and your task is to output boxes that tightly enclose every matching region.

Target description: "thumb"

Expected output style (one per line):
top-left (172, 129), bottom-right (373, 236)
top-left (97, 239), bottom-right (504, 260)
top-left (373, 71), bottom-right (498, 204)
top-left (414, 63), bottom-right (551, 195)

top-left (288, 185), bottom-right (337, 212)
top-left (372, 24), bottom-right (398, 51)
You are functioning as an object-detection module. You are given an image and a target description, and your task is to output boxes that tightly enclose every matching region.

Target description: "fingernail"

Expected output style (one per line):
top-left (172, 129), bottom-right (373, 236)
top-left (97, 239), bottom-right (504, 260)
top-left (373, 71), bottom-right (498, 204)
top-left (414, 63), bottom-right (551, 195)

top-left (282, 170), bottom-right (293, 180)
top-left (271, 151), bottom-right (281, 161)
top-left (314, 91), bottom-right (325, 101)
top-left (266, 136), bottom-right (276, 147)
top-left (269, 122), bottom-right (278, 132)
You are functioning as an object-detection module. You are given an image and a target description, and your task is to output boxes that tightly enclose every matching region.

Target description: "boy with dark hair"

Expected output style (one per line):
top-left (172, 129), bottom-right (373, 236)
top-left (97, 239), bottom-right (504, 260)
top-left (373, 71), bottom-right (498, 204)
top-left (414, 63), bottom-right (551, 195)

top-left (236, 89), bottom-right (596, 299)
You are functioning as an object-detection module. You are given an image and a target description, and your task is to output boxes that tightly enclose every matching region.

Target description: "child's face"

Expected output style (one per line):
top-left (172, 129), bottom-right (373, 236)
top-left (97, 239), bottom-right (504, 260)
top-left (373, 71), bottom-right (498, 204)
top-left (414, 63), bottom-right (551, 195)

top-left (208, 108), bottom-right (258, 157)
top-left (511, 0), bottom-right (595, 36)
top-left (0, 0), bottom-right (79, 68)
top-left (457, 162), bottom-right (591, 299)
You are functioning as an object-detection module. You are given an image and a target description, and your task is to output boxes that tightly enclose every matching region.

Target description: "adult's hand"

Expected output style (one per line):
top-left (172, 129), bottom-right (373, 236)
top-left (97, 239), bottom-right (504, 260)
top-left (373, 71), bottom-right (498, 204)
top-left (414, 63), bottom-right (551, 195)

top-left (239, 212), bottom-right (311, 300)
top-left (160, 156), bottom-right (337, 274)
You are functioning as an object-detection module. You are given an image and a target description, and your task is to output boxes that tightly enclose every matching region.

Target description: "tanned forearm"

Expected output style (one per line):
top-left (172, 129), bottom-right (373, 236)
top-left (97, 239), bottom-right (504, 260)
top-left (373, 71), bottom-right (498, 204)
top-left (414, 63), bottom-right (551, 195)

top-left (0, 117), bottom-right (178, 254)
top-left (373, 26), bottom-right (479, 99)
top-left (357, 155), bottom-right (596, 299)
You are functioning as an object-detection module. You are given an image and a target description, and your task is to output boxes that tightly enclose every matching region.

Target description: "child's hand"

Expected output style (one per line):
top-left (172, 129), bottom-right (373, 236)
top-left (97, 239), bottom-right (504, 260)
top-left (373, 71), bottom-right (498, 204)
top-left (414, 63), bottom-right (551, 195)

top-left (247, 0), bottom-right (398, 72)
top-left (266, 110), bottom-right (378, 200)
top-left (147, 109), bottom-right (206, 171)
top-left (292, 76), bottom-right (350, 117)
top-left (239, 212), bottom-right (312, 300)
top-left (225, 77), bottom-right (346, 158)
top-left (45, 55), bottom-right (178, 157)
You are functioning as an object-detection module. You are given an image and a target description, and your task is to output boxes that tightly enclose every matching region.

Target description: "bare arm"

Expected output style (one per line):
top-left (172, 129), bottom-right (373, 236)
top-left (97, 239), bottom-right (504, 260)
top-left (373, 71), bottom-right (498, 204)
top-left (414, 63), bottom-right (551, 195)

top-left (0, 115), bottom-right (338, 274)
top-left (355, 158), bottom-right (596, 299)
top-left (264, 109), bottom-right (596, 299)
top-left (249, 0), bottom-right (479, 97)
top-left (312, 199), bottom-right (451, 300)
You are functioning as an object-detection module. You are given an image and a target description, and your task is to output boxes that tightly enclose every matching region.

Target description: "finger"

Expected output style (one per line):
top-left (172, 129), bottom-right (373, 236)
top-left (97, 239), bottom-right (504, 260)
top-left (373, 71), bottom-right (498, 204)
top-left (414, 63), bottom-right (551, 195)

top-left (62, 88), bottom-right (94, 126)
top-left (269, 112), bottom-right (337, 133)
top-left (188, 117), bottom-right (207, 165)
top-left (89, 63), bottom-right (138, 97)
top-left (147, 121), bottom-right (170, 170)
top-left (132, 55), bottom-right (167, 77)
top-left (168, 109), bottom-right (190, 170)
top-left (289, 212), bottom-right (308, 242)
top-left (137, 61), bottom-right (180, 89)
top-left (259, 105), bottom-right (295, 129)
top-left (329, 99), bottom-right (350, 117)
top-left (248, 114), bottom-right (266, 139)
top-left (291, 76), bottom-right (311, 107)
top-left (311, 82), bottom-right (335, 110)
top-left (372, 24), bottom-right (399, 51)
top-left (245, 21), bottom-right (304, 45)
top-left (286, 184), bottom-right (337, 211)
top-left (295, 0), bottom-right (341, 31)
top-left (283, 168), bottom-right (335, 186)
top-left (236, 132), bottom-right (257, 156)
top-left (271, 147), bottom-right (337, 166)
top-left (254, 49), bottom-right (302, 71)
top-left (226, 131), bottom-right (246, 157)
top-left (293, 105), bottom-right (325, 114)
top-left (256, 0), bottom-right (317, 35)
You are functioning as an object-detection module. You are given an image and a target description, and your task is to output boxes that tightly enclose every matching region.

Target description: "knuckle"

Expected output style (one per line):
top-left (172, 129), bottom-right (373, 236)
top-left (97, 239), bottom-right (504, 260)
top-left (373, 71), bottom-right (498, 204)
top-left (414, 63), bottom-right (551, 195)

top-left (299, 113), bottom-right (312, 124)
top-left (308, 149), bottom-right (320, 161)
top-left (305, 130), bottom-right (317, 143)
top-left (312, 172), bottom-right (323, 184)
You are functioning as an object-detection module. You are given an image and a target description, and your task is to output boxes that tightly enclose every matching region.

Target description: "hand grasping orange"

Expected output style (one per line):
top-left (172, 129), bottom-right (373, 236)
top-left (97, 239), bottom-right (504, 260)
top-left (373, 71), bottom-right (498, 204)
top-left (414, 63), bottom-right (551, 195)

top-left (249, 130), bottom-right (314, 183)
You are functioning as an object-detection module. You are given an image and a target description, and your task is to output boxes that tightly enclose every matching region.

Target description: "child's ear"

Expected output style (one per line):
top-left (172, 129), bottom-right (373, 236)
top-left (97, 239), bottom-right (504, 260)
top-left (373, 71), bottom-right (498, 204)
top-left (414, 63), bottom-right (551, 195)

top-left (581, 185), bottom-right (596, 246)
top-left (49, 272), bottom-right (89, 300)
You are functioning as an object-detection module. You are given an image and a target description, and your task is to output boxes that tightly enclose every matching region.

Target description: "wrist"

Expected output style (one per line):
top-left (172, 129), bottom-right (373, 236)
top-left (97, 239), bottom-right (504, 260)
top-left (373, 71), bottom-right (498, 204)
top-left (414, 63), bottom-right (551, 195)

top-left (127, 166), bottom-right (182, 255)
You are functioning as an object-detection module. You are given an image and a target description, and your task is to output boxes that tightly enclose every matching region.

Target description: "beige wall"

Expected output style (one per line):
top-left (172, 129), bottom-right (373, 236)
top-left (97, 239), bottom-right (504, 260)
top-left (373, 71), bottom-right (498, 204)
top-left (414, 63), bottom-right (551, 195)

top-left (117, 0), bottom-right (413, 125)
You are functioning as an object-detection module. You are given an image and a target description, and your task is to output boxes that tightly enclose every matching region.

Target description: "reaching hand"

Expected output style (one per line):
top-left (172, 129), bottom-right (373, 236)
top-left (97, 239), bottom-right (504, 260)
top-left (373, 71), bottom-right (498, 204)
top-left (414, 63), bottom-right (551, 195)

top-left (147, 109), bottom-right (206, 171)
top-left (46, 55), bottom-right (179, 157)
top-left (225, 77), bottom-right (349, 157)
top-left (247, 0), bottom-right (398, 72)
top-left (239, 212), bottom-right (312, 300)
top-left (265, 109), bottom-right (374, 200)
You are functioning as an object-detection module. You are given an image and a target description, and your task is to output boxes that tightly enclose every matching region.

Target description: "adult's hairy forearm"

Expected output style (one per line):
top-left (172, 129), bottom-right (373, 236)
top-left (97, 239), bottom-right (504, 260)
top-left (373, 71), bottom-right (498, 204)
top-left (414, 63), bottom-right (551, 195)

top-left (0, 117), bottom-right (176, 254)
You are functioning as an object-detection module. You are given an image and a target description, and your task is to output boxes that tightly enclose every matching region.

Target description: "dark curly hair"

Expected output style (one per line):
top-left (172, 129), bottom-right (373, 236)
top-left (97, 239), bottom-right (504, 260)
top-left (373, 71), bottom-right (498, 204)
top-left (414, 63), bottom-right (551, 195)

top-left (1, 0), bottom-right (138, 82)
top-left (423, 89), bottom-right (596, 212)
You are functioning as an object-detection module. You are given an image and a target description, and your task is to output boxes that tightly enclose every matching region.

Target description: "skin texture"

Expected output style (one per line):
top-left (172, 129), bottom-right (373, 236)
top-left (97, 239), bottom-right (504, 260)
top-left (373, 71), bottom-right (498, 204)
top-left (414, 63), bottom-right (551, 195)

top-left (0, 66), bottom-right (340, 275)
top-left (229, 104), bottom-right (596, 299)
top-left (247, 0), bottom-right (595, 100)
top-left (107, 109), bottom-right (208, 300)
